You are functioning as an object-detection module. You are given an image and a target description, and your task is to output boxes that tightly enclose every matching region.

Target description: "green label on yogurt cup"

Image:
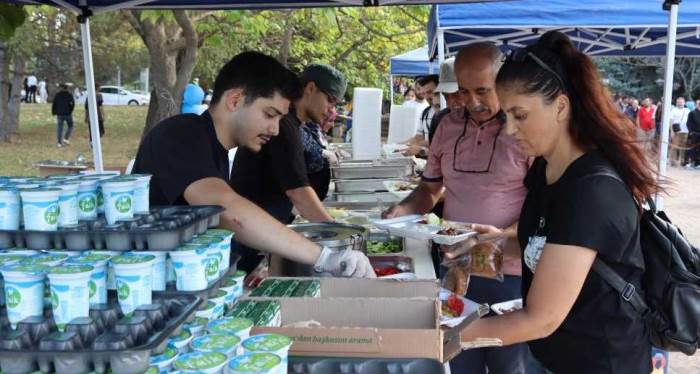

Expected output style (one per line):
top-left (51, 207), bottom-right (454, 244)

top-left (174, 351), bottom-right (227, 370)
top-left (79, 196), bottom-right (96, 212)
top-left (44, 204), bottom-right (60, 225)
top-left (171, 329), bottom-right (192, 342)
top-left (51, 289), bottom-right (59, 309)
top-left (151, 347), bottom-right (178, 363)
top-left (208, 318), bottom-right (253, 334)
top-left (242, 334), bottom-right (291, 351)
top-left (205, 258), bottom-right (219, 279)
top-left (49, 265), bottom-right (93, 274)
top-left (111, 254), bottom-right (155, 265)
top-left (229, 353), bottom-right (281, 371)
top-left (89, 280), bottom-right (96, 297)
top-left (115, 195), bottom-right (132, 213)
top-left (117, 280), bottom-right (130, 300)
top-left (21, 254), bottom-right (67, 265)
top-left (5, 287), bottom-right (21, 308)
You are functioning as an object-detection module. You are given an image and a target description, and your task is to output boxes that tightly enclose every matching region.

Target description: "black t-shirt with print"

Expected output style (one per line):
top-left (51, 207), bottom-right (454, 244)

top-left (517, 151), bottom-right (650, 374)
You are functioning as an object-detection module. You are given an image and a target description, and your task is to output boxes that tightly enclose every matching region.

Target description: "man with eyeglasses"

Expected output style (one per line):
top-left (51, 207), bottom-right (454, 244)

top-left (230, 64), bottom-right (342, 271)
top-left (383, 42), bottom-right (531, 374)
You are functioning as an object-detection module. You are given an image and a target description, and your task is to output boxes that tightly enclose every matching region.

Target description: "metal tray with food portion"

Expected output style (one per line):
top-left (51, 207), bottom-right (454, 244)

top-left (0, 205), bottom-right (223, 251)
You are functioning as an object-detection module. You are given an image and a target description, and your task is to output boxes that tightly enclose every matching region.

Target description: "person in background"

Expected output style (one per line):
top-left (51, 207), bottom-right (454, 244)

top-left (51, 83), bottom-right (75, 148)
top-left (686, 98), bottom-right (696, 112)
top-left (230, 63), bottom-right (343, 271)
top-left (401, 75), bottom-right (439, 157)
top-left (182, 78), bottom-right (206, 114)
top-left (85, 84), bottom-right (105, 142)
top-left (383, 42), bottom-right (531, 374)
top-left (22, 77), bottom-right (29, 103)
top-left (429, 57), bottom-right (464, 143)
top-left (26, 74), bottom-right (37, 103)
top-left (624, 98), bottom-right (639, 122)
top-left (301, 106), bottom-right (337, 200)
top-left (38, 80), bottom-right (47, 103)
top-left (402, 87), bottom-right (417, 104)
top-left (686, 99), bottom-right (700, 168)
top-left (637, 97), bottom-right (656, 153)
top-left (614, 93), bottom-right (626, 112)
top-left (669, 97), bottom-right (690, 166)
top-left (457, 30), bottom-right (656, 374)
top-left (132, 51), bottom-right (374, 278)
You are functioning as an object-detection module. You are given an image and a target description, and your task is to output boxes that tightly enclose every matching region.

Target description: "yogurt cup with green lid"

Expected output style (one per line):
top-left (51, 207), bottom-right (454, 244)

top-left (168, 329), bottom-right (193, 355)
top-left (173, 351), bottom-right (227, 374)
top-left (230, 270), bottom-right (246, 298)
top-left (84, 250), bottom-right (120, 290)
top-left (0, 254), bottom-right (28, 307)
top-left (219, 282), bottom-right (237, 310)
top-left (111, 254), bottom-right (155, 315)
top-left (169, 246), bottom-right (208, 291)
top-left (150, 347), bottom-right (179, 373)
top-left (0, 187), bottom-right (21, 231)
top-left (129, 174), bottom-right (152, 214)
top-left (183, 316), bottom-right (208, 337)
top-left (47, 264), bottom-right (93, 331)
top-left (242, 334), bottom-right (292, 374)
top-left (195, 300), bottom-right (216, 321)
top-left (19, 188), bottom-right (61, 231)
top-left (100, 178), bottom-right (136, 225)
top-left (227, 352), bottom-right (282, 374)
top-left (138, 251), bottom-right (166, 291)
top-left (206, 317), bottom-right (254, 340)
top-left (209, 290), bottom-right (227, 320)
top-left (55, 183), bottom-right (80, 227)
top-left (190, 333), bottom-right (240, 358)
top-left (0, 263), bottom-right (47, 328)
top-left (21, 253), bottom-right (68, 267)
top-left (67, 253), bottom-right (110, 305)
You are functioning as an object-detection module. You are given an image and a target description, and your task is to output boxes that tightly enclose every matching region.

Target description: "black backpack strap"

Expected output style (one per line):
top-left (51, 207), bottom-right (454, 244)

top-left (584, 169), bottom-right (652, 318)
top-left (592, 258), bottom-right (650, 317)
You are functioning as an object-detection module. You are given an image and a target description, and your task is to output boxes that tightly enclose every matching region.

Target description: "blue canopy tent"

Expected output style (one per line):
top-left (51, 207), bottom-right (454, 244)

top-left (389, 45), bottom-right (440, 104)
top-left (427, 0), bottom-right (691, 209)
top-left (5, 0), bottom-right (500, 172)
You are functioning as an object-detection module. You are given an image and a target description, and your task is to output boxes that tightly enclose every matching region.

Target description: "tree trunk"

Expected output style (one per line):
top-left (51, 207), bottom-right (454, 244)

top-left (278, 12), bottom-right (295, 66)
top-left (0, 41), bottom-right (8, 142)
top-left (8, 53), bottom-right (26, 135)
top-left (127, 10), bottom-right (199, 139)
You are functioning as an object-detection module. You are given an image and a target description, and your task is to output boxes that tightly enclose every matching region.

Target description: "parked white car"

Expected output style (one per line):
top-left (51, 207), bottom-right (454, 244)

top-left (77, 86), bottom-right (150, 106)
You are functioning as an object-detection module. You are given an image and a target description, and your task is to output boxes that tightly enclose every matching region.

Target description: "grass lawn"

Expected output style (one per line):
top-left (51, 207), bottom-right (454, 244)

top-left (0, 103), bottom-right (147, 176)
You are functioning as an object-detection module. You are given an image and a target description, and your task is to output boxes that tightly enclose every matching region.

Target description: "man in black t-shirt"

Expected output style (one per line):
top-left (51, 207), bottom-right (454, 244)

top-left (230, 64), bottom-right (345, 224)
top-left (132, 52), bottom-right (374, 278)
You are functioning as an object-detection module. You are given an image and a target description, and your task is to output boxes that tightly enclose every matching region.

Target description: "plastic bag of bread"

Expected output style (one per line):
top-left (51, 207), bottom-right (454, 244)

top-left (442, 265), bottom-right (470, 296)
top-left (442, 240), bottom-right (504, 282)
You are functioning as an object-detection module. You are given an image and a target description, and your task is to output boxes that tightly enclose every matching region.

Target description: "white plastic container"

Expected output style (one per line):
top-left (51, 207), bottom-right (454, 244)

top-left (241, 334), bottom-right (292, 374)
top-left (21, 253), bottom-right (69, 267)
top-left (0, 254), bottom-right (28, 307)
top-left (67, 253), bottom-right (111, 306)
top-left (219, 281), bottom-right (237, 310)
top-left (0, 263), bottom-right (47, 328)
top-left (140, 251), bottom-right (167, 291)
top-left (190, 237), bottom-right (221, 283)
top-left (0, 187), bottom-right (21, 230)
top-left (130, 174), bottom-right (152, 213)
top-left (100, 178), bottom-right (136, 225)
top-left (206, 317), bottom-right (254, 340)
top-left (209, 290), bottom-right (227, 320)
top-left (227, 353), bottom-right (282, 374)
top-left (76, 179), bottom-right (99, 220)
top-left (190, 333), bottom-right (240, 359)
top-left (55, 183), bottom-right (80, 227)
top-left (89, 174), bottom-right (119, 214)
top-left (205, 230), bottom-right (233, 276)
top-left (150, 347), bottom-right (179, 374)
top-left (47, 264), bottom-right (93, 331)
top-left (183, 317), bottom-right (209, 337)
top-left (230, 271), bottom-right (246, 298)
top-left (111, 253), bottom-right (154, 315)
top-left (46, 250), bottom-right (81, 259)
top-left (169, 246), bottom-right (209, 291)
top-left (19, 188), bottom-right (61, 231)
top-left (168, 329), bottom-right (194, 355)
top-left (84, 250), bottom-right (121, 290)
top-left (166, 254), bottom-right (176, 284)
top-left (173, 351), bottom-right (228, 374)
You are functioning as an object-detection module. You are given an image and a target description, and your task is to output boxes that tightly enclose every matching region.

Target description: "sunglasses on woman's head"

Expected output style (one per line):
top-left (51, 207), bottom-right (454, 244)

top-left (505, 49), bottom-right (566, 89)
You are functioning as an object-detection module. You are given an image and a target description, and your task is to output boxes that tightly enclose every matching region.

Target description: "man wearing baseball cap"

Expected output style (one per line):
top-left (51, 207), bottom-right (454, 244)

top-left (429, 57), bottom-right (464, 143)
top-left (230, 63), bottom-right (348, 271)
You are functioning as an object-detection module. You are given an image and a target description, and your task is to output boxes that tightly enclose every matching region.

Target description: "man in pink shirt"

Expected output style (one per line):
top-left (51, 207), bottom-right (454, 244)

top-left (383, 42), bottom-right (530, 373)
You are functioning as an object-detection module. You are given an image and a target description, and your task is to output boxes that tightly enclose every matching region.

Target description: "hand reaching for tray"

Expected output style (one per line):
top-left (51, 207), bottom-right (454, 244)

top-left (381, 204), bottom-right (411, 219)
top-left (314, 247), bottom-right (377, 278)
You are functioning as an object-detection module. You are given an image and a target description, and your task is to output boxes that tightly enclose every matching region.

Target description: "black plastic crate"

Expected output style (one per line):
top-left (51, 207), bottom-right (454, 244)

top-left (0, 205), bottom-right (223, 251)
top-left (0, 294), bottom-right (202, 374)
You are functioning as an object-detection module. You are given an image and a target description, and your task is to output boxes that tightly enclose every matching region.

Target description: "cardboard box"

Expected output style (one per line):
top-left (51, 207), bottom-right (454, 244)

top-left (248, 277), bottom-right (440, 298)
top-left (247, 282), bottom-right (484, 362)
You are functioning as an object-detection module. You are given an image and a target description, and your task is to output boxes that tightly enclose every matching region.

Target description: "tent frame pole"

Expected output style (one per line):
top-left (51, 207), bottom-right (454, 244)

top-left (389, 74), bottom-right (394, 105)
top-left (79, 10), bottom-right (104, 172)
top-left (656, 0), bottom-right (680, 210)
top-left (437, 29), bottom-right (446, 109)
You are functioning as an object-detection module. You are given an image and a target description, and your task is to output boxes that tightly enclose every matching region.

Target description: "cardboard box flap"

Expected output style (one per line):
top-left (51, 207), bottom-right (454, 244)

top-left (270, 297), bottom-right (438, 329)
top-left (441, 301), bottom-right (489, 361)
top-left (263, 277), bottom-right (439, 298)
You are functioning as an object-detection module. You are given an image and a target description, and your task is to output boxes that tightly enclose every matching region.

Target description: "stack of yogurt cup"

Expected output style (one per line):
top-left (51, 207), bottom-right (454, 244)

top-left (157, 311), bottom-right (292, 374)
top-left (0, 173), bottom-right (152, 232)
top-left (169, 229), bottom-right (233, 292)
